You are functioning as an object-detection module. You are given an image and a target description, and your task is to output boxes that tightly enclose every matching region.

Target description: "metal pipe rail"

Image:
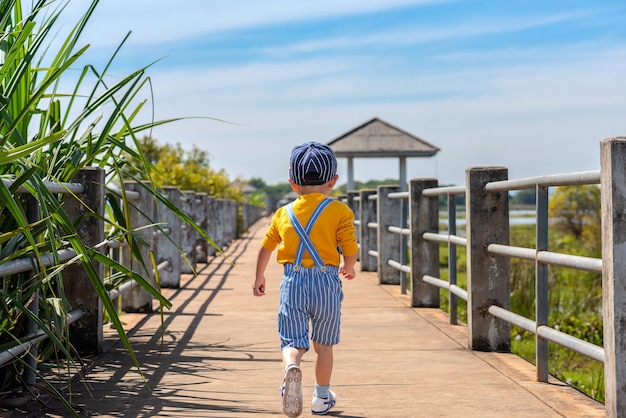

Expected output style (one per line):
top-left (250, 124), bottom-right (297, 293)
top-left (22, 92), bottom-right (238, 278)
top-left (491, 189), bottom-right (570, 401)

top-left (488, 305), bottom-right (604, 363)
top-left (2, 178), bottom-right (85, 195)
top-left (423, 274), bottom-right (468, 301)
top-left (0, 309), bottom-right (84, 367)
top-left (108, 187), bottom-right (141, 201)
top-left (0, 175), bottom-right (83, 390)
top-left (423, 232), bottom-right (467, 247)
top-left (107, 259), bottom-right (171, 301)
top-left (485, 170), bottom-right (601, 192)
top-left (422, 185), bottom-right (465, 197)
top-left (487, 243), bottom-right (602, 273)
top-left (388, 259), bottom-right (411, 274)
top-left (388, 191), bottom-right (409, 200)
top-left (0, 248), bottom-right (78, 277)
top-left (388, 226), bottom-right (410, 236)
top-left (1, 167), bottom-right (265, 400)
top-left (383, 190), bottom-right (411, 292)
top-left (420, 184), bottom-right (466, 324)
top-left (478, 167), bottom-right (604, 386)
top-left (340, 139), bottom-right (626, 414)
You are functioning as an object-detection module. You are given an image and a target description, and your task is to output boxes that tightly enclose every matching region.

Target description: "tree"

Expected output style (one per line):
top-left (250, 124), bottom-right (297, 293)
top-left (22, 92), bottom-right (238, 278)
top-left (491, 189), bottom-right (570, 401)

top-left (548, 185), bottom-right (601, 255)
top-left (247, 177), bottom-right (267, 190)
top-left (122, 136), bottom-right (242, 200)
top-left (510, 188), bottom-right (536, 207)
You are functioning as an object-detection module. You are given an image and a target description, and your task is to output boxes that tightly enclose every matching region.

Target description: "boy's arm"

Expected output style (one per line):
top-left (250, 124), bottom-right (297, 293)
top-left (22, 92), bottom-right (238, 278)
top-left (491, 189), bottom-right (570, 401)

top-left (253, 246), bottom-right (273, 296)
top-left (339, 253), bottom-right (357, 280)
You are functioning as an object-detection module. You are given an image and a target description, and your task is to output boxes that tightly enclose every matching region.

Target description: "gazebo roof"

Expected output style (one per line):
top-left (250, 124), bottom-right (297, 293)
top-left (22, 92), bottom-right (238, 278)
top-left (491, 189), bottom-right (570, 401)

top-left (327, 117), bottom-right (440, 158)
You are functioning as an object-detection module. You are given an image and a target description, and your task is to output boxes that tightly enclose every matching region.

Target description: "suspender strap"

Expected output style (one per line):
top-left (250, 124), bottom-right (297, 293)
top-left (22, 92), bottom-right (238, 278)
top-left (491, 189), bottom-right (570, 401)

top-left (286, 198), bottom-right (332, 271)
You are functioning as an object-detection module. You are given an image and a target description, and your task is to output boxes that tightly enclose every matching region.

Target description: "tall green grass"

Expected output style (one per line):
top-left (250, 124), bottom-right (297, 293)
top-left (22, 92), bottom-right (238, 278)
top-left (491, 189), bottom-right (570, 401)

top-left (0, 1), bottom-right (211, 414)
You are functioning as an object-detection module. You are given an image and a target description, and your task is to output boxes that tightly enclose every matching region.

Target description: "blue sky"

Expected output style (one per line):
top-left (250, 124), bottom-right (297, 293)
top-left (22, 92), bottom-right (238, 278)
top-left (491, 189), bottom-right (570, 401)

top-left (61, 0), bottom-right (626, 187)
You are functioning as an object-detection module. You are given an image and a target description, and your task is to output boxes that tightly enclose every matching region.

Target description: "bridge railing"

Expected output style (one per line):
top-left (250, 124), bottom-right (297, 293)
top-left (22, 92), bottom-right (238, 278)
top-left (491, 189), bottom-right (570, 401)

top-left (0, 170), bottom-right (264, 386)
top-left (341, 137), bottom-right (626, 416)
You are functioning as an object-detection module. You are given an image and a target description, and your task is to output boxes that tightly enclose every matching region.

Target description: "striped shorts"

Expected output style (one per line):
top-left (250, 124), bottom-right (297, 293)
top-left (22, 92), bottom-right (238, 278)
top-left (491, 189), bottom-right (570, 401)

top-left (278, 264), bottom-right (343, 350)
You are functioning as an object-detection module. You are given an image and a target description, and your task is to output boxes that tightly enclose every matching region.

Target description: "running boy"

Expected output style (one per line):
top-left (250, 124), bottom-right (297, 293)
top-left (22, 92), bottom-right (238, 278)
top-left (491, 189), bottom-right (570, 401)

top-left (253, 141), bottom-right (358, 417)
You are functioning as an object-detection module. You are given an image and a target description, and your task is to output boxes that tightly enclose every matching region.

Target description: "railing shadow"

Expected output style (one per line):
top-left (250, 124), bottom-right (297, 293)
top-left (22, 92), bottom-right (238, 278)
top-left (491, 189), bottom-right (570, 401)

top-left (11, 223), bottom-right (288, 417)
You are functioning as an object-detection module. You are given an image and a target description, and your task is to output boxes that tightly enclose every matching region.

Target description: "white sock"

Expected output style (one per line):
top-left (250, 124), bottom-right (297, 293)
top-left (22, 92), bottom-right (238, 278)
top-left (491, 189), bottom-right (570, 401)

top-left (315, 384), bottom-right (330, 399)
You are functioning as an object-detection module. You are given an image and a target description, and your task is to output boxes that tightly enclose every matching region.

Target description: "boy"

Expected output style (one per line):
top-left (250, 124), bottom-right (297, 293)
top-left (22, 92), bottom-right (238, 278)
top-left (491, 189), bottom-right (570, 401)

top-left (253, 141), bottom-right (358, 417)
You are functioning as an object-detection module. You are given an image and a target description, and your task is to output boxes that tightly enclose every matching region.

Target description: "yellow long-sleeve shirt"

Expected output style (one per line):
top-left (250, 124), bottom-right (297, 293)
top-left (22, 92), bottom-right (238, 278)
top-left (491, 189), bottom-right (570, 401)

top-left (261, 193), bottom-right (358, 267)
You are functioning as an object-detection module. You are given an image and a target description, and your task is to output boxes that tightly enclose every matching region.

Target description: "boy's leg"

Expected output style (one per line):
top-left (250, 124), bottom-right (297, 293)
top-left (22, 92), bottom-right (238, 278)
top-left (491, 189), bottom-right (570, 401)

top-left (311, 342), bottom-right (337, 414)
top-left (282, 347), bottom-right (305, 418)
top-left (282, 346), bottom-right (305, 368)
top-left (312, 342), bottom-right (333, 386)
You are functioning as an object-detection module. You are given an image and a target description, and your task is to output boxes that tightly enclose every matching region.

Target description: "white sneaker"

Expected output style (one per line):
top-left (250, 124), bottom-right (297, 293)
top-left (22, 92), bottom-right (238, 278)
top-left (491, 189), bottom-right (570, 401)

top-left (281, 364), bottom-right (302, 417)
top-left (311, 390), bottom-right (336, 415)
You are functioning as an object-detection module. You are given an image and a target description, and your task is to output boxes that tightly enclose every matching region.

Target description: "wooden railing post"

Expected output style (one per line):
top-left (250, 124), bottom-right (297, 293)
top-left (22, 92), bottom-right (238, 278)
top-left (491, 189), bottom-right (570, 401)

top-left (156, 186), bottom-right (182, 288)
top-left (237, 202), bottom-right (243, 235)
top-left (237, 202), bottom-right (244, 237)
top-left (228, 200), bottom-right (237, 242)
top-left (466, 167), bottom-right (510, 351)
top-left (64, 167), bottom-right (105, 355)
top-left (409, 179), bottom-right (440, 307)
top-left (180, 191), bottom-right (197, 274)
top-left (346, 191), bottom-right (361, 257)
top-left (206, 196), bottom-right (217, 257)
top-left (195, 193), bottom-right (209, 263)
top-left (600, 136), bottom-right (626, 418)
top-left (215, 199), bottom-right (226, 249)
top-left (377, 185), bottom-right (402, 285)
top-left (359, 189), bottom-right (378, 272)
top-left (121, 181), bottom-right (156, 312)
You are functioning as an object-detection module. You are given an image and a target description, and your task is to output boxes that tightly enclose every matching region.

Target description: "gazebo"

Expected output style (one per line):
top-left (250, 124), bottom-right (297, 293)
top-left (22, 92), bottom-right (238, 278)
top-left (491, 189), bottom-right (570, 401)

top-left (327, 117), bottom-right (440, 191)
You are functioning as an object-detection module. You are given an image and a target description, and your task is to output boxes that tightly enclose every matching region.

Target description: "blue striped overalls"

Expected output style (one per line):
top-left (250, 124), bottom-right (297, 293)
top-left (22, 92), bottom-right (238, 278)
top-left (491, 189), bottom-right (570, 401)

top-left (278, 198), bottom-right (343, 351)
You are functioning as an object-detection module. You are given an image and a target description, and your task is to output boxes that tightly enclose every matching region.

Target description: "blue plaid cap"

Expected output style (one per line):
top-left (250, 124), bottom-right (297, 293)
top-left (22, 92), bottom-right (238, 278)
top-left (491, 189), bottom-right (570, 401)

top-left (289, 141), bottom-right (337, 186)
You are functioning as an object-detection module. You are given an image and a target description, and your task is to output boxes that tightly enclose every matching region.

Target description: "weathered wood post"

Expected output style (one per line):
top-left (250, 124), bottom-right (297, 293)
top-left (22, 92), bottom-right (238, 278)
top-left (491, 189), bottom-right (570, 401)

top-left (180, 191), bottom-right (197, 274)
top-left (155, 186), bottom-right (182, 288)
top-left (64, 167), bottom-right (105, 354)
top-left (121, 181), bottom-right (156, 312)
top-left (359, 189), bottom-right (378, 272)
top-left (240, 202), bottom-right (255, 234)
top-left (409, 179), bottom-right (440, 307)
top-left (346, 191), bottom-right (361, 257)
top-left (240, 203), bottom-right (249, 234)
top-left (377, 185), bottom-right (402, 285)
top-left (600, 137), bottom-right (626, 418)
top-left (240, 202), bottom-right (260, 236)
top-left (205, 196), bottom-right (217, 257)
top-left (194, 193), bottom-right (209, 263)
top-left (229, 199), bottom-right (238, 241)
top-left (214, 198), bottom-right (226, 249)
top-left (466, 167), bottom-right (510, 351)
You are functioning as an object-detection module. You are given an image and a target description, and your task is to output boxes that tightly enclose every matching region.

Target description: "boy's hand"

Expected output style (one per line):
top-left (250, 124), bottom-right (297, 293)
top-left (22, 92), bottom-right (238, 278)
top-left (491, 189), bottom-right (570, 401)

top-left (339, 264), bottom-right (356, 280)
top-left (253, 276), bottom-right (266, 296)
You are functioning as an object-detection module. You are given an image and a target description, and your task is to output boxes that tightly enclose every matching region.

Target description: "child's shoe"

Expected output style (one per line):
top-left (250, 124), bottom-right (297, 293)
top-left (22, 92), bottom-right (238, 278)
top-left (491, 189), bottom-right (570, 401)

top-left (311, 390), bottom-right (336, 415)
top-left (281, 364), bottom-right (302, 417)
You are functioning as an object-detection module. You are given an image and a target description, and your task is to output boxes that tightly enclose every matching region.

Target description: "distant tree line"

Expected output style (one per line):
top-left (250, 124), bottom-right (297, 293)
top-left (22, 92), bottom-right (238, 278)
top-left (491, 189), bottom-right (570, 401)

top-left (121, 136), bottom-right (242, 200)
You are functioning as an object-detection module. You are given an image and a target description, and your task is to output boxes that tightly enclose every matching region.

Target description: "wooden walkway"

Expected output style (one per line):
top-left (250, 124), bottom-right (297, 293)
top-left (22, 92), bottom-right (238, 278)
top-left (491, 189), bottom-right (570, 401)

top-left (10, 218), bottom-right (605, 417)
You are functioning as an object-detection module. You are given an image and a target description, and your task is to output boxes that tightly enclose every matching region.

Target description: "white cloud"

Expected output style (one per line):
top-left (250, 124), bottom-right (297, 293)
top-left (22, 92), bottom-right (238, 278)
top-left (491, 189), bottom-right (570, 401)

top-left (51, 0), bottom-right (626, 187)
top-left (269, 8), bottom-right (608, 55)
top-left (61, 0), bottom-right (449, 48)
top-left (147, 38), bottom-right (624, 185)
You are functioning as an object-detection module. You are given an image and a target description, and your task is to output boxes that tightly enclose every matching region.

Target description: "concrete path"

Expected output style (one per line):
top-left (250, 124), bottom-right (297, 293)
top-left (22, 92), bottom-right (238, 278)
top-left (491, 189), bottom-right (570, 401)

top-left (10, 218), bottom-right (605, 417)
